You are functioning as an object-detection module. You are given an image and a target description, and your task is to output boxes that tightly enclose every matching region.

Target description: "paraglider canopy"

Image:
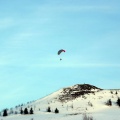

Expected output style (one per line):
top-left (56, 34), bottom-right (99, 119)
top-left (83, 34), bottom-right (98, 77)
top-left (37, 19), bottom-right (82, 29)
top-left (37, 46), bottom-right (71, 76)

top-left (57, 49), bottom-right (66, 55)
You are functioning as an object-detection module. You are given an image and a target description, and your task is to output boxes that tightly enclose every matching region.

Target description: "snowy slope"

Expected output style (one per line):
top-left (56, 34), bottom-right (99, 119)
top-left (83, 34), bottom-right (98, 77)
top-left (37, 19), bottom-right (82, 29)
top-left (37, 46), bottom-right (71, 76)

top-left (1, 84), bottom-right (120, 120)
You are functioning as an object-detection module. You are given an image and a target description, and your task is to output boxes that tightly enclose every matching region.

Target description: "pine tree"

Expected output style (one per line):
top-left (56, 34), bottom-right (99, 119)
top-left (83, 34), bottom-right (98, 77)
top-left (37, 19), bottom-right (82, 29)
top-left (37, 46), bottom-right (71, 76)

top-left (3, 109), bottom-right (8, 117)
top-left (117, 98), bottom-right (120, 106)
top-left (24, 108), bottom-right (28, 114)
top-left (55, 108), bottom-right (59, 113)
top-left (109, 99), bottom-right (112, 106)
top-left (20, 108), bottom-right (23, 114)
top-left (106, 99), bottom-right (112, 106)
top-left (47, 107), bottom-right (51, 112)
top-left (111, 91), bottom-right (113, 94)
top-left (30, 108), bottom-right (34, 114)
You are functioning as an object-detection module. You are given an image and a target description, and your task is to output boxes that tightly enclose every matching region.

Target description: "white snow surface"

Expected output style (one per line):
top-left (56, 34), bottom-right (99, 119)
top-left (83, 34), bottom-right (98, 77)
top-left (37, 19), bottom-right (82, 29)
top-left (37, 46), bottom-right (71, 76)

top-left (1, 85), bottom-right (120, 120)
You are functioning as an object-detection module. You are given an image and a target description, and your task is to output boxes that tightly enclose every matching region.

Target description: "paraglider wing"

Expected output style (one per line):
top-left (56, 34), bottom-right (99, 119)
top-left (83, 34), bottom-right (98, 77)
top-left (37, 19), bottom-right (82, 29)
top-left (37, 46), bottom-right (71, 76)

top-left (58, 49), bottom-right (65, 55)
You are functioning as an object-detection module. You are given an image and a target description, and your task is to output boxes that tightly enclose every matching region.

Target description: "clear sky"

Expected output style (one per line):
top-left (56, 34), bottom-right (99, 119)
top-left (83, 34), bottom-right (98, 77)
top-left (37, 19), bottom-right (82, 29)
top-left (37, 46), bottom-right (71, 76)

top-left (0, 0), bottom-right (120, 110)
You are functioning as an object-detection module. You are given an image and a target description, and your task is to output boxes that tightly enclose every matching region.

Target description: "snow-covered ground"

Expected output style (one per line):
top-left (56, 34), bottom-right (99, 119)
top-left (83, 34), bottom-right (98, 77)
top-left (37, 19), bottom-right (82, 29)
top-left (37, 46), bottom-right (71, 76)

top-left (1, 84), bottom-right (120, 120)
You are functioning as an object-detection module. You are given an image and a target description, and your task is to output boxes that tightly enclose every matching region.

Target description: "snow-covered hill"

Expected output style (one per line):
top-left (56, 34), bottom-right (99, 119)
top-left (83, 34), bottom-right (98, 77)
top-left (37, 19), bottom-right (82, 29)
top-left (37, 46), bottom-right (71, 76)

top-left (1, 84), bottom-right (120, 120)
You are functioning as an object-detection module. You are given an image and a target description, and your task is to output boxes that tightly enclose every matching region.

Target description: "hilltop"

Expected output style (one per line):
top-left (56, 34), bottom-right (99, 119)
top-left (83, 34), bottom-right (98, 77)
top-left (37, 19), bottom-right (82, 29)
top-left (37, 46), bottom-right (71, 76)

top-left (1, 84), bottom-right (120, 120)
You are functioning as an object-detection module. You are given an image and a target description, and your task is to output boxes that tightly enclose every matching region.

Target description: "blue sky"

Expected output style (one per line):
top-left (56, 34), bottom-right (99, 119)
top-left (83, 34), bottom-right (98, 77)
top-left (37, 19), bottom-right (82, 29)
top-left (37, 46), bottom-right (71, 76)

top-left (0, 0), bottom-right (120, 110)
